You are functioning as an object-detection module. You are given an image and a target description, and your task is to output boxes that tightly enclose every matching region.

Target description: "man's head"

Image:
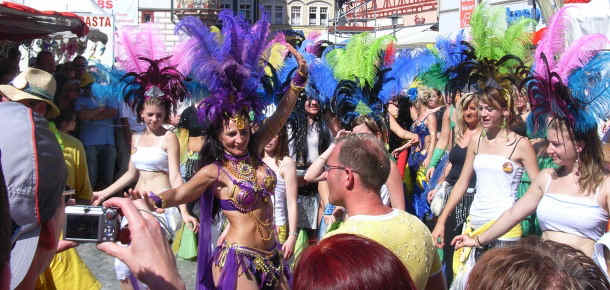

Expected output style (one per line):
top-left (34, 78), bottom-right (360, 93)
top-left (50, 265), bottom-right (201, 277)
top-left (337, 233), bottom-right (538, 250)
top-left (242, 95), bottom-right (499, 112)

top-left (73, 56), bottom-right (87, 80)
top-left (326, 133), bottom-right (390, 206)
top-left (0, 102), bottom-right (67, 289)
top-left (35, 51), bottom-right (55, 74)
top-left (0, 68), bottom-right (60, 119)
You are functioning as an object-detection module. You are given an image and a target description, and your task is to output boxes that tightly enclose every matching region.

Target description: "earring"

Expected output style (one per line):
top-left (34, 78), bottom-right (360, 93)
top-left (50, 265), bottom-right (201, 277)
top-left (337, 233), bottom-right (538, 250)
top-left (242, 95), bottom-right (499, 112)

top-left (501, 118), bottom-right (507, 129)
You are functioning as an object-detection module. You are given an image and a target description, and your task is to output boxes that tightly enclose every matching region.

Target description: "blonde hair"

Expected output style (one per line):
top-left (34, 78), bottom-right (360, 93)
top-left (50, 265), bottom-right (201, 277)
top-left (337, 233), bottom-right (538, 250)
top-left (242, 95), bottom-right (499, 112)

top-left (479, 87), bottom-right (516, 128)
top-left (455, 93), bottom-right (478, 141)
top-left (415, 87), bottom-right (436, 110)
top-left (351, 115), bottom-right (389, 144)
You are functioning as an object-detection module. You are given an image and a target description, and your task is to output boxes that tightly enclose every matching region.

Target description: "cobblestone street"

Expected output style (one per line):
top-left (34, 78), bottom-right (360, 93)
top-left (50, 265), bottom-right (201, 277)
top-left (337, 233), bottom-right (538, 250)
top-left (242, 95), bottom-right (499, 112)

top-left (76, 243), bottom-right (198, 290)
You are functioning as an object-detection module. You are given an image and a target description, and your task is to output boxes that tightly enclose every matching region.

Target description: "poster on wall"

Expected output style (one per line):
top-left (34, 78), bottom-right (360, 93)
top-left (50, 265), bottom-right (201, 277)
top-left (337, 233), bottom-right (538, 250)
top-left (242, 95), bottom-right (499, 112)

top-left (460, 0), bottom-right (476, 28)
top-left (77, 13), bottom-right (115, 66)
top-left (95, 0), bottom-right (138, 28)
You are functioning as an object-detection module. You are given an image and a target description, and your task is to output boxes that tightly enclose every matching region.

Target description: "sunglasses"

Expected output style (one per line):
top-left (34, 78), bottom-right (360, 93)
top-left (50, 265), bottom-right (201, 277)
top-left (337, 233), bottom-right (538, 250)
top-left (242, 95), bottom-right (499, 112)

top-left (324, 164), bottom-right (358, 174)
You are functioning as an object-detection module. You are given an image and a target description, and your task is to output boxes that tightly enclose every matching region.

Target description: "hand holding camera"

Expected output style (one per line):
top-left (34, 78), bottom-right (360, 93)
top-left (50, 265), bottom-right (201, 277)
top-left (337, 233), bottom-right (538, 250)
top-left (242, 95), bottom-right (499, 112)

top-left (96, 197), bottom-right (185, 290)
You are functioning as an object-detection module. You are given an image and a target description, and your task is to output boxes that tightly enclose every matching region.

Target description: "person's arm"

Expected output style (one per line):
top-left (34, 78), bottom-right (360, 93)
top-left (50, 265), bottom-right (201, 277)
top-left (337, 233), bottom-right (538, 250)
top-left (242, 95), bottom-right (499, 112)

top-left (148, 162), bottom-right (219, 208)
top-left (435, 107), bottom-right (452, 152)
top-left (431, 133), bottom-right (478, 248)
top-left (252, 45), bottom-right (307, 156)
top-left (426, 108), bottom-right (451, 179)
top-left (77, 107), bottom-right (117, 121)
top-left (282, 158), bottom-right (299, 258)
top-left (97, 198), bottom-right (186, 290)
top-left (304, 143), bottom-right (336, 182)
top-left (452, 170), bottom-right (548, 249)
top-left (92, 135), bottom-right (140, 205)
top-left (388, 110), bottom-right (418, 141)
top-left (517, 137), bottom-right (540, 181)
top-left (386, 160), bottom-right (405, 210)
top-left (422, 114), bottom-right (438, 169)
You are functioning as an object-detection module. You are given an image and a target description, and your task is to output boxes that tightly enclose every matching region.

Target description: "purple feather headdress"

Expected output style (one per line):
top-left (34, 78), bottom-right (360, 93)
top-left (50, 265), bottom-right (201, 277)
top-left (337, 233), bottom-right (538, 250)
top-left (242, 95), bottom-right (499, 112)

top-left (175, 10), bottom-right (271, 125)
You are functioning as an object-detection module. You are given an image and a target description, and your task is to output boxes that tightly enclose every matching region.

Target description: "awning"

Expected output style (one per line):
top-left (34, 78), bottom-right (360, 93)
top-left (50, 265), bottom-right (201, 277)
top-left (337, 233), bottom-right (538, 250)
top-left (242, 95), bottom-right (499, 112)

top-left (0, 1), bottom-right (89, 41)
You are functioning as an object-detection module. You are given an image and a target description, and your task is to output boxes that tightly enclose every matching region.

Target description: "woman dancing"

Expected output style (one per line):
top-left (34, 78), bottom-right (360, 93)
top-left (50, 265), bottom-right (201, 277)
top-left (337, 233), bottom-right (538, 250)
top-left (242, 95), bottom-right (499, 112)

top-left (135, 12), bottom-right (308, 289)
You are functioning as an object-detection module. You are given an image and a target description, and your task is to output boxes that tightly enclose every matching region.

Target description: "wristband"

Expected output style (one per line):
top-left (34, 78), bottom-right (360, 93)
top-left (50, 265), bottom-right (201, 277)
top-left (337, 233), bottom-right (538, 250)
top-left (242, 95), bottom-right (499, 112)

top-left (323, 204), bottom-right (336, 215)
top-left (475, 236), bottom-right (483, 248)
top-left (291, 70), bottom-right (307, 87)
top-left (148, 192), bottom-right (166, 208)
top-left (428, 148), bottom-right (446, 169)
top-left (289, 231), bottom-right (298, 237)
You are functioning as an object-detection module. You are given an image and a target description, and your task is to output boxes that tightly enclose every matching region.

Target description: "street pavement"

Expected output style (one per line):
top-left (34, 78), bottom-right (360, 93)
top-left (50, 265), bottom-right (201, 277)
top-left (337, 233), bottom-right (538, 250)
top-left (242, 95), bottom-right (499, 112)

top-left (76, 243), bottom-right (198, 290)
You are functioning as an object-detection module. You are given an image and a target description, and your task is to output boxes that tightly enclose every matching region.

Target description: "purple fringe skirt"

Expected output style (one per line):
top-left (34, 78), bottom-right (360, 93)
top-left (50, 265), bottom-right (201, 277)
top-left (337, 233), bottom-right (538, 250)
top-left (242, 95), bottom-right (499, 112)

top-left (210, 242), bottom-right (290, 289)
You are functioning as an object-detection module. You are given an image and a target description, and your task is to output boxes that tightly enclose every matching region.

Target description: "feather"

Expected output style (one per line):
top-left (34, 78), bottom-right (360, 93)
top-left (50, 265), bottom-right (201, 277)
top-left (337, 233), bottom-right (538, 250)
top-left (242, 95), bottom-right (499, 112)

top-left (557, 34), bottom-right (608, 82)
top-left (568, 51), bottom-right (610, 131)
top-left (306, 57), bottom-right (338, 105)
top-left (115, 24), bottom-right (169, 73)
top-left (534, 6), bottom-right (571, 76)
top-left (384, 42), bottom-right (396, 66)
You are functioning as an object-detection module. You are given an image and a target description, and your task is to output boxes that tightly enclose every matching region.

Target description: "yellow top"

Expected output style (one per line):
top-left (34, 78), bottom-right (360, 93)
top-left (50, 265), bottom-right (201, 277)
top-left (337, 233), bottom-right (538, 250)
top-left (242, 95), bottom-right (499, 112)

top-left (61, 132), bottom-right (93, 201)
top-left (325, 209), bottom-right (442, 290)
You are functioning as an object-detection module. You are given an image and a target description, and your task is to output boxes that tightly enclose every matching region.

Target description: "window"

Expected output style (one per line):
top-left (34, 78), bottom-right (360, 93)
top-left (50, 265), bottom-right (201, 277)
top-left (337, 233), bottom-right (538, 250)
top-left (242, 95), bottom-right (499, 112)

top-left (220, 3), bottom-right (231, 9)
top-left (141, 11), bottom-right (154, 23)
top-left (263, 5), bottom-right (272, 18)
top-left (320, 7), bottom-right (328, 25)
top-left (291, 6), bottom-right (301, 25)
top-left (309, 7), bottom-right (317, 25)
top-left (239, 4), bottom-right (252, 21)
top-left (274, 6), bottom-right (283, 24)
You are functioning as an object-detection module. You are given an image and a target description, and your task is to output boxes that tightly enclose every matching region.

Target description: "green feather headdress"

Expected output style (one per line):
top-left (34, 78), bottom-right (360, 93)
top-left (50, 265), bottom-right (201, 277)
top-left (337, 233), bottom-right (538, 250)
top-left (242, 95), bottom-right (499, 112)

top-left (470, 1), bottom-right (535, 63)
top-left (326, 32), bottom-right (395, 88)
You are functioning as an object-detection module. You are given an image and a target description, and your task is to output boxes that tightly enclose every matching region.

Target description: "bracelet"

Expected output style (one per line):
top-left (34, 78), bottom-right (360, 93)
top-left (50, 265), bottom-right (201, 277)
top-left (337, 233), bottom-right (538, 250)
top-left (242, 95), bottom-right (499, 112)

top-left (289, 231), bottom-right (298, 237)
top-left (475, 236), bottom-right (483, 248)
top-left (148, 192), bottom-right (166, 208)
top-left (323, 204), bottom-right (336, 215)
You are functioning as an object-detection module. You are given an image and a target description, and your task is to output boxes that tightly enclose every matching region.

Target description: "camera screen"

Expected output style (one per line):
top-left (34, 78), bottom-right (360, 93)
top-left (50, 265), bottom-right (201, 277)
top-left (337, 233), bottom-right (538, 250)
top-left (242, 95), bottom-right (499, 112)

top-left (65, 214), bottom-right (99, 240)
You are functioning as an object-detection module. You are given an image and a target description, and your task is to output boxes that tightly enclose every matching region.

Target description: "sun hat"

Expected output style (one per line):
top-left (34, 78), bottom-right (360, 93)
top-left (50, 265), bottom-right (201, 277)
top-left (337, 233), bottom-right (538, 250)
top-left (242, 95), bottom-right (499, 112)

top-left (0, 102), bottom-right (66, 289)
top-left (0, 68), bottom-right (60, 118)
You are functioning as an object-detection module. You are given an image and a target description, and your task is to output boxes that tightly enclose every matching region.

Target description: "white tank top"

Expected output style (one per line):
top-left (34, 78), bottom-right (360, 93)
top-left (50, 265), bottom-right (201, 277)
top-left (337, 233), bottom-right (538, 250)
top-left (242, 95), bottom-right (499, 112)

top-left (469, 153), bottom-right (524, 229)
top-left (131, 134), bottom-right (169, 173)
top-left (271, 163), bottom-right (288, 226)
top-left (537, 174), bottom-right (608, 241)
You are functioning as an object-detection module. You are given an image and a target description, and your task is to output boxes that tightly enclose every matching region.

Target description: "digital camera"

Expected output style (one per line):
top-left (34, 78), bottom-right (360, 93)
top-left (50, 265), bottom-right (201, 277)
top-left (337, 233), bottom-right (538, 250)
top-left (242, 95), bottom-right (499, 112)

top-left (64, 205), bottom-right (120, 242)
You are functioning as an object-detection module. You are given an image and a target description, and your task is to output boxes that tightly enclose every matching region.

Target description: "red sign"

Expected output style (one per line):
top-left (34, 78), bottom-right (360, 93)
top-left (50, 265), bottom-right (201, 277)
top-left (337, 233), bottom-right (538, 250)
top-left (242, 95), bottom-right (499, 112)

top-left (460, 0), bottom-right (475, 28)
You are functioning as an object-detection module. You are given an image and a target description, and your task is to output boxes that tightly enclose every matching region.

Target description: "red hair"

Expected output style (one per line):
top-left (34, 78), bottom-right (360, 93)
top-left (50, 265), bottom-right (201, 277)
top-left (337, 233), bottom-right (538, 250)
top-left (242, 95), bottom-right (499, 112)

top-left (293, 234), bottom-right (416, 290)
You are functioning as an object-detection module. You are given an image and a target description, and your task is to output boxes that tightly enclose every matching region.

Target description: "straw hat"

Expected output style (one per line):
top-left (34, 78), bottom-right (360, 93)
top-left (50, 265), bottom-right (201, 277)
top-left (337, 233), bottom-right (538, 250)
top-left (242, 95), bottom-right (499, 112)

top-left (0, 68), bottom-right (60, 118)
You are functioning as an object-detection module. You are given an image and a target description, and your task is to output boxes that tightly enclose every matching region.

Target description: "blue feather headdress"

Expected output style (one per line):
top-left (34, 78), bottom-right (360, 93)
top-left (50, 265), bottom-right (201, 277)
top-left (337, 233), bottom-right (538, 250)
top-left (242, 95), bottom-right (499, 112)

top-left (378, 49), bottom-right (437, 103)
top-left (305, 48), bottom-right (338, 106)
top-left (175, 10), bottom-right (272, 125)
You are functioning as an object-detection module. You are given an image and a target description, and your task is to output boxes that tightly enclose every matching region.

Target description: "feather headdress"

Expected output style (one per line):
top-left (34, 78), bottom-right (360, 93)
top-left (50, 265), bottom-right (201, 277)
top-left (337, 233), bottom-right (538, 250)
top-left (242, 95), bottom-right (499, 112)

top-left (116, 24), bottom-right (171, 74)
top-left (470, 1), bottom-right (534, 63)
top-left (326, 32), bottom-right (395, 88)
top-left (90, 63), bottom-right (132, 108)
top-left (122, 57), bottom-right (187, 114)
top-left (534, 6), bottom-right (609, 84)
top-left (525, 7), bottom-right (609, 135)
top-left (378, 49), bottom-right (437, 102)
top-left (175, 11), bottom-right (272, 124)
top-left (525, 50), bottom-right (610, 135)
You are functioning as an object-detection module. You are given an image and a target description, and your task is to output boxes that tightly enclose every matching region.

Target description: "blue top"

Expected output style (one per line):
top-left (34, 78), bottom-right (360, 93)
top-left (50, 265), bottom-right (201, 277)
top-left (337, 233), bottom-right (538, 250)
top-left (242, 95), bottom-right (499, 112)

top-left (74, 96), bottom-right (116, 146)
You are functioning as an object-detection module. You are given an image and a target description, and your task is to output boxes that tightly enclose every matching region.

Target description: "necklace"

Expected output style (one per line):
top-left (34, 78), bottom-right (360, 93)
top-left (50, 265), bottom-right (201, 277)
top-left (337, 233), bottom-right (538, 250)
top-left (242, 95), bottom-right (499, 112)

top-left (224, 153), bottom-right (257, 184)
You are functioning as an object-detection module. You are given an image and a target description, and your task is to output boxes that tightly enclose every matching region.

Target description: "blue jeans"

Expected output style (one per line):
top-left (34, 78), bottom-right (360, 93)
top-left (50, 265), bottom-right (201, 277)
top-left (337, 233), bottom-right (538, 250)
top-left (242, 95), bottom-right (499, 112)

top-left (85, 144), bottom-right (117, 190)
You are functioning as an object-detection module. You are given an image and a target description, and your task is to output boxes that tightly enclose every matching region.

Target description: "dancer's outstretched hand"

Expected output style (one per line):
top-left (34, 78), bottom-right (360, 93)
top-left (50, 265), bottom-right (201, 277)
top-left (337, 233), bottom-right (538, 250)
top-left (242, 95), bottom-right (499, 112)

top-left (97, 198), bottom-right (185, 290)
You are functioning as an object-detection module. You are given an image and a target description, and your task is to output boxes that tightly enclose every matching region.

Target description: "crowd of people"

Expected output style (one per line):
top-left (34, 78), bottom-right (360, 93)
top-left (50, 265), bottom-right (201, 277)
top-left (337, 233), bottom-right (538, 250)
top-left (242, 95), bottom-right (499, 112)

top-left (1, 3), bottom-right (610, 290)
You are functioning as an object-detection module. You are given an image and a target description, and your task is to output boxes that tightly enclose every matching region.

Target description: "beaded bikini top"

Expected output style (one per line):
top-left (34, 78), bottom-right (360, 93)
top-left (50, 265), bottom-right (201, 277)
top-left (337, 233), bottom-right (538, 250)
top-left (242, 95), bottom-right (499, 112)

top-left (217, 153), bottom-right (276, 213)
